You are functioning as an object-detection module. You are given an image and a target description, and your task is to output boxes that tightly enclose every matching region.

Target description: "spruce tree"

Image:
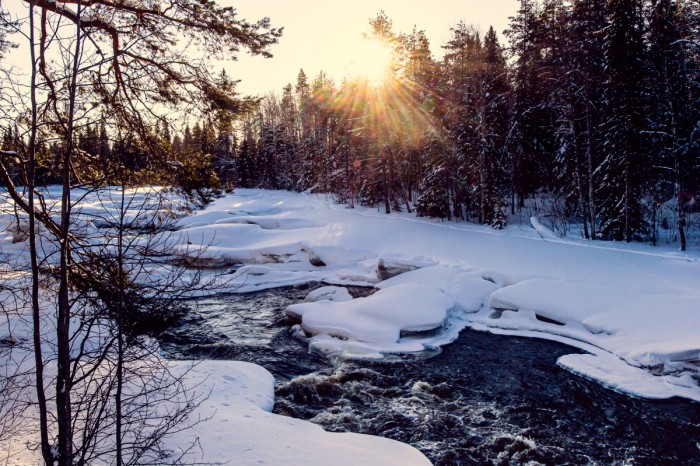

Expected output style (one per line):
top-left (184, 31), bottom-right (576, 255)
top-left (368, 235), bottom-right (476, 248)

top-left (647, 0), bottom-right (699, 250)
top-left (598, 0), bottom-right (649, 241)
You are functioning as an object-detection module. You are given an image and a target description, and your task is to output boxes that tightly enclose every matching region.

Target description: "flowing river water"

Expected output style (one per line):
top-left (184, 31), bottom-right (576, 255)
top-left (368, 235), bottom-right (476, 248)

top-left (157, 284), bottom-right (700, 465)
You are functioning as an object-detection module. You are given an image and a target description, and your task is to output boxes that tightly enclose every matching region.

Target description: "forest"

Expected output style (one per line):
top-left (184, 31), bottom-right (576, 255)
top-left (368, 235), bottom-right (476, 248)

top-left (0, 1), bottom-right (699, 465)
top-left (4, 1), bottom-right (699, 248)
top-left (241, 1), bottom-right (699, 249)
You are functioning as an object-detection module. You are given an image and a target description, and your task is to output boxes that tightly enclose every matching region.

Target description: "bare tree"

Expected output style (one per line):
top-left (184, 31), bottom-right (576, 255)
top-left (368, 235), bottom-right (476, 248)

top-left (0, 1), bottom-right (281, 464)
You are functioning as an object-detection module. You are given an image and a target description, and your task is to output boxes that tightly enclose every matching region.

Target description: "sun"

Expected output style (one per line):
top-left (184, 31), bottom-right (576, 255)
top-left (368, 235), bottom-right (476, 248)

top-left (347, 38), bottom-right (394, 86)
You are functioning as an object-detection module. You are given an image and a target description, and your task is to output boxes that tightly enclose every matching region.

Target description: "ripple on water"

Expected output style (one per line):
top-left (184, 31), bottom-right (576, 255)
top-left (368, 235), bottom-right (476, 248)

top-left (157, 286), bottom-right (700, 465)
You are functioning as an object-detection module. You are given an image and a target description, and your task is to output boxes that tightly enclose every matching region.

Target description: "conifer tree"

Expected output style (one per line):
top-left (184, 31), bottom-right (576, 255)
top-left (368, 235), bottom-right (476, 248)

top-left (647, 0), bottom-right (699, 249)
top-left (598, 0), bottom-right (649, 241)
top-left (479, 26), bottom-right (511, 224)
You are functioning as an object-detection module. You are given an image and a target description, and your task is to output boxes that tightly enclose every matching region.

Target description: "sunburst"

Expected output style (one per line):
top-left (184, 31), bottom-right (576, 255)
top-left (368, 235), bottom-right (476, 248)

top-left (347, 38), bottom-right (394, 87)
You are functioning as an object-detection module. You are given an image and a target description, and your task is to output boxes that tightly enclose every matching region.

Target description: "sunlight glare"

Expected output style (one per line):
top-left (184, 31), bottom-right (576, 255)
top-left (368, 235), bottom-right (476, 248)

top-left (347, 39), bottom-right (393, 86)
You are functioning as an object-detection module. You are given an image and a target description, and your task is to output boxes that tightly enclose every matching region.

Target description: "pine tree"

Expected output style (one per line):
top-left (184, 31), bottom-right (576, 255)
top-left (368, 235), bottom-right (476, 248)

top-left (647, 0), bottom-right (699, 250)
top-left (598, 0), bottom-right (649, 241)
top-left (506, 0), bottom-right (555, 212)
top-left (477, 26), bottom-right (511, 224)
top-left (562, 0), bottom-right (608, 239)
top-left (415, 137), bottom-right (450, 219)
top-left (237, 128), bottom-right (258, 188)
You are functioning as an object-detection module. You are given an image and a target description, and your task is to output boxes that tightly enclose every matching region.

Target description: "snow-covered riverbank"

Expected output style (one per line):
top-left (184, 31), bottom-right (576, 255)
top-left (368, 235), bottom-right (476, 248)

top-left (2, 187), bottom-right (698, 464)
top-left (176, 189), bottom-right (700, 404)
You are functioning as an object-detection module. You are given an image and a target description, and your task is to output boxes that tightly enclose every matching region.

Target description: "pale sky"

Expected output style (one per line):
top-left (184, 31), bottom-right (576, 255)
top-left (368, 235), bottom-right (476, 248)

top-left (3, 1), bottom-right (519, 97)
top-left (222, 0), bottom-right (519, 96)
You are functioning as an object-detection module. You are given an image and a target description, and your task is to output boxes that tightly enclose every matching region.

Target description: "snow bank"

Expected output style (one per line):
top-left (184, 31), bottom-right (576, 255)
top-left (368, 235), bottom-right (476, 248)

top-left (173, 189), bottom-right (700, 401)
top-left (486, 279), bottom-right (700, 370)
top-left (165, 361), bottom-right (431, 465)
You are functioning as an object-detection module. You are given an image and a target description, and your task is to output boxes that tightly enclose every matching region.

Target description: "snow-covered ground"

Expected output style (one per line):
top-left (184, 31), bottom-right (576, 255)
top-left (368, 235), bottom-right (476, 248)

top-left (175, 189), bottom-right (700, 403)
top-left (2, 187), bottom-right (699, 464)
top-left (0, 187), bottom-right (431, 465)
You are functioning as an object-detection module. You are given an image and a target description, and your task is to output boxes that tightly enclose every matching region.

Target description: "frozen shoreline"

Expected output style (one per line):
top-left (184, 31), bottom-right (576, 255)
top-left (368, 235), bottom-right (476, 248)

top-left (2, 187), bottom-right (698, 464)
top-left (178, 189), bottom-right (700, 403)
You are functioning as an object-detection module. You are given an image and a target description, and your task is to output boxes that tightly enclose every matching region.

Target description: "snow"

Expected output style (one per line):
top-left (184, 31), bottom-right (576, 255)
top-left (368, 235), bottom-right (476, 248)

top-left (530, 215), bottom-right (560, 240)
top-left (166, 189), bottom-right (700, 402)
top-left (3, 186), bottom-right (700, 463)
top-left (304, 286), bottom-right (354, 303)
top-left (293, 283), bottom-right (452, 350)
top-left (167, 361), bottom-right (430, 465)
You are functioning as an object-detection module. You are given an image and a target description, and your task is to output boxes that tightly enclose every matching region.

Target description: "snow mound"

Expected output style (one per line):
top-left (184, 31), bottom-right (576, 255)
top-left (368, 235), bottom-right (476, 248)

top-left (378, 266), bottom-right (498, 313)
top-left (376, 255), bottom-right (436, 280)
top-left (530, 215), bottom-right (560, 240)
top-left (304, 286), bottom-right (354, 303)
top-left (175, 210), bottom-right (235, 229)
top-left (171, 223), bottom-right (325, 268)
top-left (285, 287), bottom-right (354, 321)
top-left (214, 215), bottom-right (321, 230)
top-left (166, 360), bottom-right (430, 465)
top-left (288, 283), bottom-right (453, 356)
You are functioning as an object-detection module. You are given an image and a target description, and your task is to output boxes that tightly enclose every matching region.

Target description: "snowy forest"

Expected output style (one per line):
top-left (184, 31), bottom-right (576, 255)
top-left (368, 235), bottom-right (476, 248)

top-left (235, 1), bottom-right (699, 249)
top-left (4, 1), bottom-right (700, 247)
top-left (1, 0), bottom-right (700, 465)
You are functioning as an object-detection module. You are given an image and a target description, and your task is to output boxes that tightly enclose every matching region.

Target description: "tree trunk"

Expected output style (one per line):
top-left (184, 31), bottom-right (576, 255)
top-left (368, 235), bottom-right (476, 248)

top-left (671, 102), bottom-right (686, 252)
top-left (585, 84), bottom-right (597, 239)
top-left (382, 150), bottom-right (391, 214)
top-left (57, 3), bottom-right (84, 463)
top-left (572, 112), bottom-right (590, 240)
top-left (116, 179), bottom-right (126, 466)
top-left (28, 3), bottom-right (53, 463)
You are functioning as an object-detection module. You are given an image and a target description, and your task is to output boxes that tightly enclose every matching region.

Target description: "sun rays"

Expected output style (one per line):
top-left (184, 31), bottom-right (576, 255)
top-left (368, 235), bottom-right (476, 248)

top-left (348, 38), bottom-right (395, 87)
top-left (321, 38), bottom-right (437, 150)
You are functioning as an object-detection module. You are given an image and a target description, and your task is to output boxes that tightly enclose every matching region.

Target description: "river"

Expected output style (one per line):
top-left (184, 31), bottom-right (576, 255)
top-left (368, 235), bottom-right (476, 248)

top-left (157, 284), bottom-right (700, 465)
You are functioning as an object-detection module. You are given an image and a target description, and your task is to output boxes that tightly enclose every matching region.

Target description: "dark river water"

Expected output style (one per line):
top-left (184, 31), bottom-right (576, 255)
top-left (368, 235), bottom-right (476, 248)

top-left (157, 284), bottom-right (700, 465)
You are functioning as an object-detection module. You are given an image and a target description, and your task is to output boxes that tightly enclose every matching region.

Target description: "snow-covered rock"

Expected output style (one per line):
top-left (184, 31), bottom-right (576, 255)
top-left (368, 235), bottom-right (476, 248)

top-left (376, 256), bottom-right (435, 281)
top-left (292, 283), bottom-right (453, 354)
top-left (285, 286), bottom-right (354, 321)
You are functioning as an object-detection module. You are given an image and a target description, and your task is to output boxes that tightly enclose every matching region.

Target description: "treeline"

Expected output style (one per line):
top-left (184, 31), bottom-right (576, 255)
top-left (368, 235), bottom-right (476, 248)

top-left (201, 1), bottom-right (698, 248)
top-left (1, 71), bottom-right (240, 206)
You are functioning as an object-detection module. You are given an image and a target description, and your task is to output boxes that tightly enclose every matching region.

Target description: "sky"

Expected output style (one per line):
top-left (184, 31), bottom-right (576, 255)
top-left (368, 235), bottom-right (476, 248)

top-left (221, 0), bottom-right (520, 96)
top-left (2, 0), bottom-right (519, 98)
